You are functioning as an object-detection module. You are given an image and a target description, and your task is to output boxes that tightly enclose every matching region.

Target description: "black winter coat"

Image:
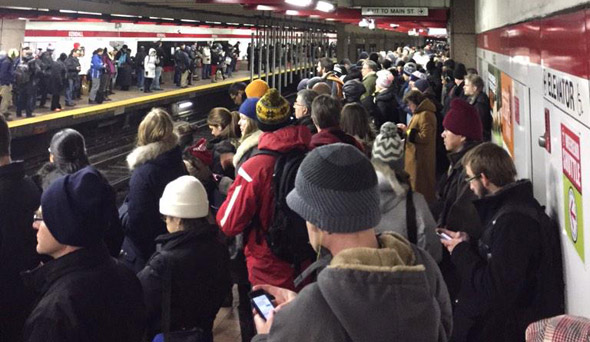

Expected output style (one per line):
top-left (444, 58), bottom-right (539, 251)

top-left (470, 92), bottom-right (492, 142)
top-left (451, 180), bottom-right (546, 342)
top-left (64, 56), bottom-right (80, 80)
top-left (0, 161), bottom-right (42, 341)
top-left (49, 60), bottom-right (66, 94)
top-left (123, 144), bottom-right (187, 264)
top-left (295, 115), bottom-right (318, 135)
top-left (22, 244), bottom-right (146, 342)
top-left (434, 142), bottom-right (482, 238)
top-left (362, 87), bottom-right (401, 128)
top-left (138, 226), bottom-right (231, 340)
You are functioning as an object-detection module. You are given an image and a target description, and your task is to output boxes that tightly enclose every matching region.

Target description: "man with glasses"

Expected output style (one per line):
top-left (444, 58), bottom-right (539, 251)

top-left (293, 89), bottom-right (318, 134)
top-left (22, 166), bottom-right (146, 341)
top-left (438, 142), bottom-right (564, 342)
top-left (360, 59), bottom-right (378, 100)
top-left (228, 82), bottom-right (246, 110)
top-left (0, 116), bottom-right (42, 341)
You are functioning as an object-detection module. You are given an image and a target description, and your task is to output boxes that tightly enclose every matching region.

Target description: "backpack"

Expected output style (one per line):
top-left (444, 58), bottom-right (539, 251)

top-left (488, 203), bottom-right (565, 319)
top-left (252, 148), bottom-right (315, 270)
top-left (15, 63), bottom-right (31, 86)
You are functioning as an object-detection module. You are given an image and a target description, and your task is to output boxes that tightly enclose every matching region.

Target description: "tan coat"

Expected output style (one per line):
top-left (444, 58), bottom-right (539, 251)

top-left (404, 98), bottom-right (437, 203)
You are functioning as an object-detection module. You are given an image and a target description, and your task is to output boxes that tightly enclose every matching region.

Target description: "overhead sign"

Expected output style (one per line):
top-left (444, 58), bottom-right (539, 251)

top-left (361, 7), bottom-right (429, 16)
top-left (561, 123), bottom-right (584, 263)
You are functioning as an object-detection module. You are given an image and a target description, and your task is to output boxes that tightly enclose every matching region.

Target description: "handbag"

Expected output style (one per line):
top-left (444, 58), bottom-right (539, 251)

top-left (152, 252), bottom-right (208, 342)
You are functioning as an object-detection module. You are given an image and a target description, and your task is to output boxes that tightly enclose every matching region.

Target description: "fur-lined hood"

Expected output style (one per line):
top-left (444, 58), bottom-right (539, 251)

top-left (233, 130), bottom-right (262, 168)
top-left (127, 135), bottom-right (178, 170)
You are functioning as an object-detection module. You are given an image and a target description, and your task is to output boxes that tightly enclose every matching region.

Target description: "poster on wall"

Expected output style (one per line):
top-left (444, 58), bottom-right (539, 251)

top-left (500, 72), bottom-right (514, 157)
top-left (561, 124), bottom-right (584, 263)
top-left (487, 64), bottom-right (501, 142)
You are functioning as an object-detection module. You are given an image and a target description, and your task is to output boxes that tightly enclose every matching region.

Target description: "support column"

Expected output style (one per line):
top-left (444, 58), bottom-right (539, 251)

top-left (0, 19), bottom-right (26, 52)
top-left (449, 0), bottom-right (476, 68)
top-left (336, 24), bottom-right (349, 62)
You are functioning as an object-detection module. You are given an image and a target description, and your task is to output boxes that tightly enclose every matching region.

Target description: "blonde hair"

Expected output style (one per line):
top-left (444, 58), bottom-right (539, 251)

top-left (207, 107), bottom-right (240, 140)
top-left (137, 108), bottom-right (175, 146)
top-left (239, 116), bottom-right (259, 141)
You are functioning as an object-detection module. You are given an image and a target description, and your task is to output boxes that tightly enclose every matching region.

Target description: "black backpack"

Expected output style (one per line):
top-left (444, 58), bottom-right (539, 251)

top-left (253, 148), bottom-right (315, 270)
top-left (15, 63), bottom-right (31, 86)
top-left (488, 203), bottom-right (565, 318)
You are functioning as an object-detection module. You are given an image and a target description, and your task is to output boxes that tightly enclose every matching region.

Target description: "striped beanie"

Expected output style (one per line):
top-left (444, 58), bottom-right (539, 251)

top-left (256, 88), bottom-right (291, 132)
top-left (372, 122), bottom-right (404, 170)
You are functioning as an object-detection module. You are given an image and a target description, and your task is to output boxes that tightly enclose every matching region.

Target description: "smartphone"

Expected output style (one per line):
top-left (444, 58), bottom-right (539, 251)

top-left (437, 231), bottom-right (453, 240)
top-left (249, 290), bottom-right (276, 321)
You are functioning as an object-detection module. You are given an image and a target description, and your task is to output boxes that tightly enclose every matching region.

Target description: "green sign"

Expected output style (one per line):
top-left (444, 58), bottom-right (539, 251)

top-left (563, 175), bottom-right (584, 262)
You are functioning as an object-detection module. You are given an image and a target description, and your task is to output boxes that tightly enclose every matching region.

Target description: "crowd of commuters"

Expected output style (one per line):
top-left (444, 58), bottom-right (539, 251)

top-left (0, 41), bottom-right (241, 119)
top-left (0, 43), bottom-right (572, 342)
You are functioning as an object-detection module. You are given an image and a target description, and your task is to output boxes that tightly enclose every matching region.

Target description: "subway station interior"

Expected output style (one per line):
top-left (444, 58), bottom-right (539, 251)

top-left (1, 0), bottom-right (590, 341)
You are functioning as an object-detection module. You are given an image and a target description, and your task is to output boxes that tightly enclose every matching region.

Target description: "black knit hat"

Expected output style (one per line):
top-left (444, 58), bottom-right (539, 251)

top-left (343, 79), bottom-right (366, 102)
top-left (286, 143), bottom-right (380, 232)
top-left (41, 166), bottom-right (113, 247)
top-left (453, 63), bottom-right (467, 80)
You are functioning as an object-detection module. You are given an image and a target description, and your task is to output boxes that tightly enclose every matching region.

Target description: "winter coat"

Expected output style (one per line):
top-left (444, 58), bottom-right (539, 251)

top-left (361, 72), bottom-right (377, 100)
top-left (404, 98), bottom-right (437, 203)
top-left (138, 226), bottom-right (231, 340)
top-left (174, 49), bottom-right (190, 71)
top-left (374, 170), bottom-right (441, 262)
top-left (362, 87), bottom-right (400, 127)
top-left (470, 92), bottom-right (492, 142)
top-left (233, 130), bottom-right (262, 170)
top-left (208, 136), bottom-right (237, 178)
top-left (0, 56), bottom-right (14, 85)
top-left (252, 233), bottom-right (452, 342)
top-left (102, 54), bottom-right (115, 75)
top-left (64, 55), bottom-right (81, 80)
top-left (216, 125), bottom-right (311, 291)
top-left (310, 127), bottom-right (365, 152)
top-left (90, 53), bottom-right (103, 79)
top-left (434, 142), bottom-right (482, 239)
top-left (0, 161), bottom-right (42, 341)
top-left (122, 138), bottom-right (187, 264)
top-left (144, 50), bottom-right (158, 79)
top-left (33, 162), bottom-right (125, 257)
top-left (451, 180), bottom-right (547, 342)
top-left (22, 245), bottom-right (146, 342)
top-left (295, 115), bottom-right (317, 135)
top-left (49, 60), bottom-right (66, 94)
top-left (201, 46), bottom-right (211, 65)
top-left (135, 49), bottom-right (147, 69)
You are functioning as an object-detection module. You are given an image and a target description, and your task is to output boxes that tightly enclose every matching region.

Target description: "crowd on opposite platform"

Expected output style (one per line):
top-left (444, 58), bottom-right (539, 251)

top-left (0, 41), bottom-right (241, 119)
top-left (0, 43), bottom-right (576, 342)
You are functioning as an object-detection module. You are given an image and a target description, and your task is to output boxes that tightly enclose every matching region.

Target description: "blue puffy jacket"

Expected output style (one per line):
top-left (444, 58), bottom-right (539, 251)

top-left (90, 53), bottom-right (103, 79)
top-left (0, 57), bottom-right (14, 86)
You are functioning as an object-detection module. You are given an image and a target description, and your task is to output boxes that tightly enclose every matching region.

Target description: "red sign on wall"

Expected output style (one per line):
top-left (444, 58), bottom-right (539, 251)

top-left (561, 124), bottom-right (582, 192)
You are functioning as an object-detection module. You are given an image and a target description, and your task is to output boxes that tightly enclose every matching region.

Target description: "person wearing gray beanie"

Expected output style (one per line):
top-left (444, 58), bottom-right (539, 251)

top-left (371, 123), bottom-right (441, 262)
top-left (252, 143), bottom-right (452, 342)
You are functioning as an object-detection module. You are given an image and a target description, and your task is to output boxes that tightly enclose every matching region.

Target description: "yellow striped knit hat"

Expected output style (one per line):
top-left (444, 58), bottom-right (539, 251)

top-left (256, 88), bottom-right (291, 132)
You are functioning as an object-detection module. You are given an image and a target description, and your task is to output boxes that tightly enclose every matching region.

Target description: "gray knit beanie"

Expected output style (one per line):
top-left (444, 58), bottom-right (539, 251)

top-left (372, 122), bottom-right (404, 170)
top-left (286, 143), bottom-right (380, 233)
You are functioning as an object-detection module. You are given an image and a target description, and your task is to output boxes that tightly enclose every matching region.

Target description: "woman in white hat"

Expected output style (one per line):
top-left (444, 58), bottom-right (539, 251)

top-left (138, 175), bottom-right (231, 342)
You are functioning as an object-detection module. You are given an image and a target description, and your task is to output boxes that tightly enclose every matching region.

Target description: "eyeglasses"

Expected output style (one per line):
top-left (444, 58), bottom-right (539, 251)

top-left (293, 102), bottom-right (303, 108)
top-left (465, 174), bottom-right (480, 183)
top-left (33, 213), bottom-right (43, 223)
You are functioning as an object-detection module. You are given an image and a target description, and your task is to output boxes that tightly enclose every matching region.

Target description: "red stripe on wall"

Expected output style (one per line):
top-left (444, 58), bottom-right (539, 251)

top-left (25, 30), bottom-right (254, 39)
top-left (477, 9), bottom-right (589, 80)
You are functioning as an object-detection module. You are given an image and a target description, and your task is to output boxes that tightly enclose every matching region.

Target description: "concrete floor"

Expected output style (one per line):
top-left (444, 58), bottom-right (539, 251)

top-left (213, 285), bottom-right (243, 342)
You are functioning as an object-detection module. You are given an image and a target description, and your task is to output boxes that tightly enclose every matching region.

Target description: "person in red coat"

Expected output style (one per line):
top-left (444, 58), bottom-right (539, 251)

top-left (217, 88), bottom-right (311, 291)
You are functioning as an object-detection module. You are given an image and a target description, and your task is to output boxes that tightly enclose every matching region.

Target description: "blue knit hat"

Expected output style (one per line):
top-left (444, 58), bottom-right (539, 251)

top-left (287, 143), bottom-right (380, 233)
top-left (239, 97), bottom-right (259, 121)
top-left (41, 166), bottom-right (114, 247)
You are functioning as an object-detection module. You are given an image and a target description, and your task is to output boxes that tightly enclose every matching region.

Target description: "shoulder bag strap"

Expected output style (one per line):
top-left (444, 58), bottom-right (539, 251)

top-left (406, 190), bottom-right (418, 244)
top-left (161, 252), bottom-right (172, 342)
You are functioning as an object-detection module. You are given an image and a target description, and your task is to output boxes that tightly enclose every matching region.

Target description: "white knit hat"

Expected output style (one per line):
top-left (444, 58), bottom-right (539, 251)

top-left (159, 176), bottom-right (209, 219)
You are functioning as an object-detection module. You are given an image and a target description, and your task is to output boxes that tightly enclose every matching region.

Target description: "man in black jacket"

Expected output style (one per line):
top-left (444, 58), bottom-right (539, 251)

top-left (440, 143), bottom-right (563, 342)
top-left (22, 166), bottom-right (146, 341)
top-left (464, 74), bottom-right (492, 141)
top-left (0, 116), bottom-right (42, 341)
top-left (64, 49), bottom-right (81, 107)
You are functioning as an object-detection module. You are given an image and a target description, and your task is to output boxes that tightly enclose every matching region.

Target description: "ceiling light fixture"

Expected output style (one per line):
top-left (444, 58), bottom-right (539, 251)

top-left (113, 14), bottom-right (139, 18)
top-left (286, 10), bottom-right (299, 15)
top-left (325, 18), bottom-right (336, 21)
top-left (161, 17), bottom-right (174, 21)
top-left (315, 1), bottom-right (335, 12)
top-left (390, 23), bottom-right (399, 28)
top-left (256, 5), bottom-right (274, 11)
top-left (180, 19), bottom-right (198, 22)
top-left (59, 9), bottom-right (77, 13)
top-left (78, 11), bottom-right (102, 15)
top-left (285, 0), bottom-right (312, 7)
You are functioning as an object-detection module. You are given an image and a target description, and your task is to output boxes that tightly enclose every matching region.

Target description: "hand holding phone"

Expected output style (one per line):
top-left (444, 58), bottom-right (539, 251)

top-left (249, 289), bottom-right (276, 321)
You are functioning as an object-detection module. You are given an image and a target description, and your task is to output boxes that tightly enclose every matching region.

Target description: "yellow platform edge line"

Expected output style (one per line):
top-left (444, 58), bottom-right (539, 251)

top-left (8, 66), bottom-right (308, 129)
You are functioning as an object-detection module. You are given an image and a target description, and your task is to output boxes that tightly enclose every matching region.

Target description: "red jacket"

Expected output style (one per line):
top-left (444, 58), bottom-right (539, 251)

top-left (310, 127), bottom-right (365, 152)
top-left (216, 125), bottom-right (311, 291)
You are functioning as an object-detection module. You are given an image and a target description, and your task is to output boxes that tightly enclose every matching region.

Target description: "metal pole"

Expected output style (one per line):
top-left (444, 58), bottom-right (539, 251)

top-left (289, 28), bottom-right (293, 84)
top-left (257, 25), bottom-right (262, 81)
top-left (265, 24), bottom-right (270, 84)
top-left (277, 26), bottom-right (283, 94)
top-left (283, 26), bottom-right (288, 88)
top-left (271, 26), bottom-right (276, 89)
top-left (250, 32), bottom-right (254, 83)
